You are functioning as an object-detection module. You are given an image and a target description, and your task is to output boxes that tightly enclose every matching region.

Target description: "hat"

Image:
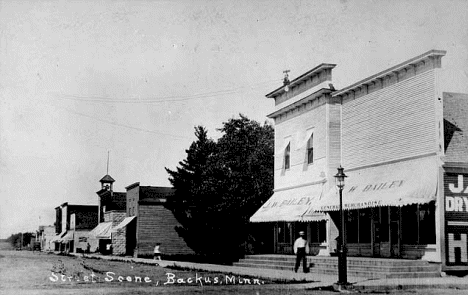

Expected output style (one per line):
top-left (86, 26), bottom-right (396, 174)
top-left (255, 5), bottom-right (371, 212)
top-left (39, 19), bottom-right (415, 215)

top-left (299, 231), bottom-right (305, 236)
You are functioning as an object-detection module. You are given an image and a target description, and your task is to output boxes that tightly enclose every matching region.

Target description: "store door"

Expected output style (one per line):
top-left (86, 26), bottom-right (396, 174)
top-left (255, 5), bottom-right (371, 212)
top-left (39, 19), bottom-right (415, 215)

top-left (389, 207), bottom-right (401, 257)
top-left (372, 207), bottom-right (391, 257)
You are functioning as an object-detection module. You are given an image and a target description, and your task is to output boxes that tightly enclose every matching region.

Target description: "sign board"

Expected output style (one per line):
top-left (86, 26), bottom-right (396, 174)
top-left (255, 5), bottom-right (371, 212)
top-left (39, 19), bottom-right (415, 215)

top-left (445, 173), bottom-right (468, 266)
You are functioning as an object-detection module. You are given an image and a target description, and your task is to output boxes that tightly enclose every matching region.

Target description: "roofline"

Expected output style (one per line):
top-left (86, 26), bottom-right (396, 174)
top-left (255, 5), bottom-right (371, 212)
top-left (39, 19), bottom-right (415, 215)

top-left (125, 182), bottom-right (140, 190)
top-left (138, 198), bottom-right (167, 205)
top-left (267, 88), bottom-right (332, 118)
top-left (140, 185), bottom-right (174, 189)
top-left (332, 49), bottom-right (446, 97)
top-left (265, 63), bottom-right (336, 98)
top-left (57, 203), bottom-right (98, 208)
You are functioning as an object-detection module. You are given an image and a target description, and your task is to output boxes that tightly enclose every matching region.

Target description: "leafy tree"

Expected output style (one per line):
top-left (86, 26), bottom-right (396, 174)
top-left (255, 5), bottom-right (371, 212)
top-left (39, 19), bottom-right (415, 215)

top-left (6, 232), bottom-right (34, 248)
top-left (165, 115), bottom-right (274, 261)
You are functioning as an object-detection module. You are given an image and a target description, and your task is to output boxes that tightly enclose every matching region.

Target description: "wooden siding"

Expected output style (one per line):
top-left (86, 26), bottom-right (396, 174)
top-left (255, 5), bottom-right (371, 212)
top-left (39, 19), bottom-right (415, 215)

top-left (137, 205), bottom-right (194, 256)
top-left (126, 186), bottom-right (139, 217)
top-left (326, 101), bottom-right (342, 186)
top-left (342, 70), bottom-right (437, 169)
top-left (274, 103), bottom-right (328, 189)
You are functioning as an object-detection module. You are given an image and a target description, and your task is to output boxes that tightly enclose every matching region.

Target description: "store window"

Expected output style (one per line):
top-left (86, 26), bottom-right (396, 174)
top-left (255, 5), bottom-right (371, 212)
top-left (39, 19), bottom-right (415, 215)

top-left (310, 221), bottom-right (326, 243)
top-left (380, 207), bottom-right (389, 242)
top-left (346, 210), bottom-right (359, 243)
top-left (402, 204), bottom-right (418, 244)
top-left (401, 202), bottom-right (435, 244)
top-left (419, 202), bottom-right (436, 244)
top-left (277, 222), bottom-right (291, 243)
top-left (359, 209), bottom-right (372, 243)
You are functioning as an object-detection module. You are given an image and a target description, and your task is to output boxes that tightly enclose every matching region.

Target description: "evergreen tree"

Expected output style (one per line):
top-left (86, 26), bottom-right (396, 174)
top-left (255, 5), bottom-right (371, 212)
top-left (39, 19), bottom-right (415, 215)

top-left (165, 115), bottom-right (274, 261)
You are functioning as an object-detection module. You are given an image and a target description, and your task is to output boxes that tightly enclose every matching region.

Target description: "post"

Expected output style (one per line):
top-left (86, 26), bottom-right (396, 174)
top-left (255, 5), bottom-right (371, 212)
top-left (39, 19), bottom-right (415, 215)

top-left (338, 186), bottom-right (347, 285)
top-left (334, 166), bottom-right (348, 287)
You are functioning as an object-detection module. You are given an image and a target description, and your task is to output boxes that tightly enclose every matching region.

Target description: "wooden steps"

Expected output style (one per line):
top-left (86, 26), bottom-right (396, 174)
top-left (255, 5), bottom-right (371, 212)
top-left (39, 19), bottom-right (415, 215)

top-left (234, 255), bottom-right (441, 279)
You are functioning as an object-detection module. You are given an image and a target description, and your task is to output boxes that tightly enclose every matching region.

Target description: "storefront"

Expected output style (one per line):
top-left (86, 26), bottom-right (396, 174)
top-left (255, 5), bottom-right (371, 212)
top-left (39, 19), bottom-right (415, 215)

top-left (444, 170), bottom-right (468, 270)
top-left (89, 222), bottom-right (113, 254)
top-left (316, 155), bottom-right (440, 260)
top-left (250, 181), bottom-right (329, 255)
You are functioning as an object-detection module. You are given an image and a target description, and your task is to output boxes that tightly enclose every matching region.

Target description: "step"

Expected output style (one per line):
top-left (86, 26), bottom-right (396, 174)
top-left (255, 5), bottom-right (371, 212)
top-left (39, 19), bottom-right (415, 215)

top-left (243, 255), bottom-right (433, 266)
top-left (233, 262), bottom-right (440, 279)
top-left (238, 257), bottom-right (436, 268)
top-left (238, 261), bottom-right (439, 273)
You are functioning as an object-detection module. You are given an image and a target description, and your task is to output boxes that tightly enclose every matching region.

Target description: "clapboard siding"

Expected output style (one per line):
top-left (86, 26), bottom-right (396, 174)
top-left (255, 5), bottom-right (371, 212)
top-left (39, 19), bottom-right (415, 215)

top-left (137, 205), bottom-right (194, 256)
top-left (327, 102), bottom-right (342, 184)
top-left (274, 103), bottom-right (328, 188)
top-left (342, 70), bottom-right (437, 169)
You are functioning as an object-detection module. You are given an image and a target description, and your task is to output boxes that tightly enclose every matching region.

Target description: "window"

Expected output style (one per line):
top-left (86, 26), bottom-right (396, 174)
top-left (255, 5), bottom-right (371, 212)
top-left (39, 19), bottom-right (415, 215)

top-left (284, 143), bottom-right (291, 169)
top-left (310, 221), bottom-right (327, 243)
top-left (277, 222), bottom-right (291, 243)
top-left (307, 133), bottom-right (314, 164)
top-left (346, 210), bottom-right (359, 243)
top-left (402, 204), bottom-right (418, 244)
top-left (418, 202), bottom-right (436, 244)
top-left (359, 209), bottom-right (372, 243)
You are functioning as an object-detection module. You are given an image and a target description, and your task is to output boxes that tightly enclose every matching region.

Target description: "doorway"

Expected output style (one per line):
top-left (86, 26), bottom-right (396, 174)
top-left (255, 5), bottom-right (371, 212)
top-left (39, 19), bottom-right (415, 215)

top-left (372, 207), bottom-right (399, 258)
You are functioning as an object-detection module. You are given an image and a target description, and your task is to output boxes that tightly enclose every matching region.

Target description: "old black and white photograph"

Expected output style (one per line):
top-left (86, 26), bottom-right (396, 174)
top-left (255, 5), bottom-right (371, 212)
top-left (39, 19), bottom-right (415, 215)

top-left (1, 0), bottom-right (468, 294)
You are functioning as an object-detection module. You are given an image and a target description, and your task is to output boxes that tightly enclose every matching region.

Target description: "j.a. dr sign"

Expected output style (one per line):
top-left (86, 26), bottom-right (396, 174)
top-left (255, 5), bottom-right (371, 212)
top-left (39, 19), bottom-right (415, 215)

top-left (445, 173), bottom-right (468, 266)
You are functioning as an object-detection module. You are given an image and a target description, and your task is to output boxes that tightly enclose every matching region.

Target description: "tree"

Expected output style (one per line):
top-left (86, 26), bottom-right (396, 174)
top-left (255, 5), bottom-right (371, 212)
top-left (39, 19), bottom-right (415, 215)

top-left (165, 115), bottom-right (274, 261)
top-left (6, 232), bottom-right (34, 249)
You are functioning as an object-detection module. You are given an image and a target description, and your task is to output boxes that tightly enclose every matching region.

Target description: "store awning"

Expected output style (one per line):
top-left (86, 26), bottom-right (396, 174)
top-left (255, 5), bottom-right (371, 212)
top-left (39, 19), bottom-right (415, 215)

top-left (60, 231), bottom-right (74, 242)
top-left (89, 222), bottom-right (113, 239)
top-left (50, 230), bottom-right (66, 243)
top-left (250, 182), bottom-right (327, 222)
top-left (316, 156), bottom-right (439, 211)
top-left (112, 216), bottom-right (136, 232)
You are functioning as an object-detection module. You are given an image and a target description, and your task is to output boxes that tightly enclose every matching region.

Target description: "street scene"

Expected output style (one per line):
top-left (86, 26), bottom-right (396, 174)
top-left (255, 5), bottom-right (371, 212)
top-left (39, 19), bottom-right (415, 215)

top-left (1, 1), bottom-right (468, 294)
top-left (2, 241), bottom-right (468, 295)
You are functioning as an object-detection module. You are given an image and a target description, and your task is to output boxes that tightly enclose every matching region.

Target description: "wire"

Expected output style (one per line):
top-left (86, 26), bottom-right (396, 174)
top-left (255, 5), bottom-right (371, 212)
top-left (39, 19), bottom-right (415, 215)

top-left (55, 105), bottom-right (192, 140)
top-left (51, 79), bottom-right (281, 104)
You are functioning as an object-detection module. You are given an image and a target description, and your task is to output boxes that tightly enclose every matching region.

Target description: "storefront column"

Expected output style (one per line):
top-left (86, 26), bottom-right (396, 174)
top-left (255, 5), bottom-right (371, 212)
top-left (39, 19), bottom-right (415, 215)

top-left (437, 166), bottom-right (446, 265)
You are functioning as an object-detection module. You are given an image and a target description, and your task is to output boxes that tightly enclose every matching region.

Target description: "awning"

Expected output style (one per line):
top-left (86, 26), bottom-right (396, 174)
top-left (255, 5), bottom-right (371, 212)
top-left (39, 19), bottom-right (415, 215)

top-left (60, 231), bottom-right (74, 242)
top-left (89, 222), bottom-right (113, 239)
top-left (50, 230), bottom-right (66, 243)
top-left (250, 182), bottom-right (327, 222)
top-left (296, 129), bottom-right (314, 150)
top-left (316, 156), bottom-right (439, 211)
top-left (112, 216), bottom-right (136, 232)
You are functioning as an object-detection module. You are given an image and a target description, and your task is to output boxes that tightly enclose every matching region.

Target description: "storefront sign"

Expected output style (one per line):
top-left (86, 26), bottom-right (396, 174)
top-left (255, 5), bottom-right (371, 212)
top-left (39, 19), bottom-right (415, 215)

top-left (445, 173), bottom-right (468, 266)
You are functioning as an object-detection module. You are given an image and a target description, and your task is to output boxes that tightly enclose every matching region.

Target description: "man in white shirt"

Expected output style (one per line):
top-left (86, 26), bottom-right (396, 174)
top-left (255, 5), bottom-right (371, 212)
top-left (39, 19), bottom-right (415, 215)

top-left (293, 231), bottom-right (309, 273)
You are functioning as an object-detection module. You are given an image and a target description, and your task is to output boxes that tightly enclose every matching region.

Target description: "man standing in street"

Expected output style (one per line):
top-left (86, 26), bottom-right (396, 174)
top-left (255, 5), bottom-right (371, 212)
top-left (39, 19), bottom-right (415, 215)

top-left (294, 231), bottom-right (309, 273)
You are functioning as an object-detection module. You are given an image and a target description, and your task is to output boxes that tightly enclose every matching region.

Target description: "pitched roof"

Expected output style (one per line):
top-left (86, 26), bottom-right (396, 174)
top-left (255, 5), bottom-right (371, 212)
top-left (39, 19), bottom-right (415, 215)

top-left (444, 92), bottom-right (468, 164)
top-left (100, 174), bottom-right (115, 183)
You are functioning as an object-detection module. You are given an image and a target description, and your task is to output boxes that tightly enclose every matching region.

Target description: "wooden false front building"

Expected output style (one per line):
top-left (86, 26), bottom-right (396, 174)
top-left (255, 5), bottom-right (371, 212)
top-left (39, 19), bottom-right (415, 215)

top-left (250, 50), bottom-right (468, 272)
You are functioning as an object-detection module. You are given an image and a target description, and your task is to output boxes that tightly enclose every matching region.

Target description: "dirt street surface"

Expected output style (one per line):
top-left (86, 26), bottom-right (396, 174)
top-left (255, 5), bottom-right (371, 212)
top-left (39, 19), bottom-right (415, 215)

top-left (0, 245), bottom-right (466, 295)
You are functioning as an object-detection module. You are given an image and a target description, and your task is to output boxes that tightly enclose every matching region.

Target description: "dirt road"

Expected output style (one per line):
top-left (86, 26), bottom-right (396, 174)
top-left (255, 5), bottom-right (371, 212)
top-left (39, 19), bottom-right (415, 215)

top-left (1, 244), bottom-right (467, 295)
top-left (0, 246), bottom-right (322, 295)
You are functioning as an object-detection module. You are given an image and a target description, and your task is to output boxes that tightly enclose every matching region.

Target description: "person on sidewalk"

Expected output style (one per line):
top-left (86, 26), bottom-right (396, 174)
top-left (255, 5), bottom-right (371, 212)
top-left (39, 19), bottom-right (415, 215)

top-left (153, 243), bottom-right (161, 260)
top-left (294, 231), bottom-right (309, 273)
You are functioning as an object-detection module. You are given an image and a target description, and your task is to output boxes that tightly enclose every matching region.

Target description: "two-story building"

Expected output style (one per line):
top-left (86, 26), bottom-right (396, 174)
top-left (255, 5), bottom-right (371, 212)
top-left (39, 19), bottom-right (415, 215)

top-left (88, 174), bottom-right (126, 254)
top-left (117, 182), bottom-right (194, 258)
top-left (51, 202), bottom-right (98, 252)
top-left (250, 49), bottom-right (468, 272)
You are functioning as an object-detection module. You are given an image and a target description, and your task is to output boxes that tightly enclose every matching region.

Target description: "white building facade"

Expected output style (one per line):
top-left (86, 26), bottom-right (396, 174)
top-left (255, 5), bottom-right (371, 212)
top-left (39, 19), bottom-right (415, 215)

top-left (251, 49), bottom-right (468, 271)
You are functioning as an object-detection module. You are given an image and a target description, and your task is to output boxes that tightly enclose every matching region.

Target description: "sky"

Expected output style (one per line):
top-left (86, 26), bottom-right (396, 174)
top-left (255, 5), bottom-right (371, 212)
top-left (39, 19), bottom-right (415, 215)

top-left (1, 0), bottom-right (467, 238)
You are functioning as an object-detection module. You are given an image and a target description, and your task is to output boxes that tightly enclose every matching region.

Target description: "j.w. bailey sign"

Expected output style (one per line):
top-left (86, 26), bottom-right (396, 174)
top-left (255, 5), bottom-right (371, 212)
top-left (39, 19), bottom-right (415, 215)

top-left (347, 180), bottom-right (405, 194)
top-left (445, 173), bottom-right (468, 266)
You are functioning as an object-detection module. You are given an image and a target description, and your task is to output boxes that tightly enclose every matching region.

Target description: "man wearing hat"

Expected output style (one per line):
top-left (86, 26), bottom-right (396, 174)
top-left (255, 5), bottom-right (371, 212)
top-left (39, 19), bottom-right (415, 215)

top-left (293, 231), bottom-right (309, 273)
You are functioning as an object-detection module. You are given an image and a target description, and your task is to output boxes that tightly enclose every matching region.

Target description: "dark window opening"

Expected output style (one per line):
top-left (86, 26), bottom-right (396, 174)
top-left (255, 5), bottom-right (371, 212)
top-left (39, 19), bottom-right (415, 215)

top-left (310, 221), bottom-right (326, 243)
top-left (284, 143), bottom-right (290, 170)
top-left (307, 134), bottom-right (314, 164)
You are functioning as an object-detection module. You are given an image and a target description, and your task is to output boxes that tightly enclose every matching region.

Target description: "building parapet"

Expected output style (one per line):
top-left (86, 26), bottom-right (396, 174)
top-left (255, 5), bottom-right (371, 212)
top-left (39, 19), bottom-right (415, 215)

top-left (333, 49), bottom-right (446, 98)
